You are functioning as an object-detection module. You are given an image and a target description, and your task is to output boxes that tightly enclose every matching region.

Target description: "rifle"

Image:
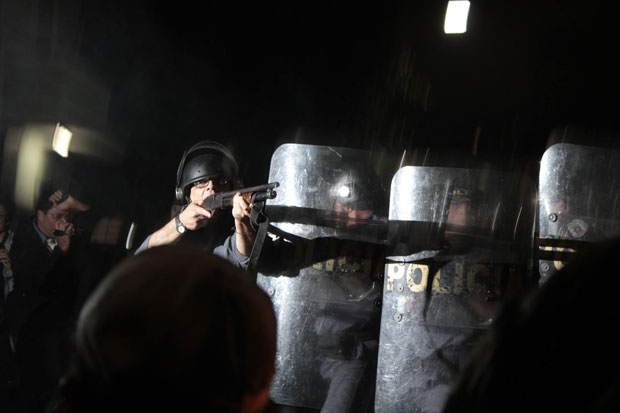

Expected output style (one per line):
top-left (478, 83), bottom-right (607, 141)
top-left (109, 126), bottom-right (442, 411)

top-left (200, 182), bottom-right (279, 210)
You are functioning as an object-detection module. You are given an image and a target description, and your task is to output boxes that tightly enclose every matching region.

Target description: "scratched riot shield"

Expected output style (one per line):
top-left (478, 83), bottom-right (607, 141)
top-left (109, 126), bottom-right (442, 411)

top-left (537, 143), bottom-right (620, 283)
top-left (375, 166), bottom-right (536, 413)
top-left (256, 143), bottom-right (394, 411)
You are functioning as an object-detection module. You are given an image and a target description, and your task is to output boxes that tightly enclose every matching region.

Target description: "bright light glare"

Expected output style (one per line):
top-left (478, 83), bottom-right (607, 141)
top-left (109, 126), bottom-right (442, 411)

top-left (338, 185), bottom-right (351, 198)
top-left (52, 123), bottom-right (72, 157)
top-left (444, 1), bottom-right (470, 34)
top-left (15, 128), bottom-right (48, 211)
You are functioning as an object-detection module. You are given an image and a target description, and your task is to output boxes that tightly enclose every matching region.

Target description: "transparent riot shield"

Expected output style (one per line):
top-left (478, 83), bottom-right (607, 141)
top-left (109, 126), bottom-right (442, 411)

top-left (537, 143), bottom-right (620, 283)
top-left (375, 166), bottom-right (536, 413)
top-left (256, 144), bottom-right (395, 411)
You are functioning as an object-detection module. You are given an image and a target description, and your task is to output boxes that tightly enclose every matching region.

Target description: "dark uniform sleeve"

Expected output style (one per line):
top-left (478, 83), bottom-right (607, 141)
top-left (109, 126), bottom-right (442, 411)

top-left (134, 234), bottom-right (151, 255)
top-left (213, 232), bottom-right (250, 271)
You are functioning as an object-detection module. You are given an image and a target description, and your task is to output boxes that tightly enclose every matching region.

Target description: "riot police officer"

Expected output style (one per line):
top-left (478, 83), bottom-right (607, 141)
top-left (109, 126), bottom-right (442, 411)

top-left (135, 141), bottom-right (255, 269)
top-left (255, 144), bottom-right (390, 413)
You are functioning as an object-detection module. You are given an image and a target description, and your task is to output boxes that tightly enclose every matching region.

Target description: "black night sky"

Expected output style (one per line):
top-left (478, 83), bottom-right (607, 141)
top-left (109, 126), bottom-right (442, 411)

top-left (3, 0), bottom-right (620, 232)
top-left (78, 0), bottom-right (620, 151)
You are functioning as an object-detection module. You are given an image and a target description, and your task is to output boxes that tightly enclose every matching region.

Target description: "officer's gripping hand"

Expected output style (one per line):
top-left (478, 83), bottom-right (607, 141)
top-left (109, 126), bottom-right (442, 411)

top-left (179, 202), bottom-right (213, 231)
top-left (232, 193), bottom-right (252, 225)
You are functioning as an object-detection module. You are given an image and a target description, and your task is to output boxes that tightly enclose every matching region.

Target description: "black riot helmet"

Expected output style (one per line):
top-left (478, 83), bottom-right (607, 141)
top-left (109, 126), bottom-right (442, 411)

top-left (175, 141), bottom-right (240, 202)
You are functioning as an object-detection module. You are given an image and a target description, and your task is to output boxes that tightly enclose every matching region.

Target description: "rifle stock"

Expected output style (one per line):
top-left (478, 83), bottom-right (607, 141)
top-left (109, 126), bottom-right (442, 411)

top-left (201, 182), bottom-right (279, 210)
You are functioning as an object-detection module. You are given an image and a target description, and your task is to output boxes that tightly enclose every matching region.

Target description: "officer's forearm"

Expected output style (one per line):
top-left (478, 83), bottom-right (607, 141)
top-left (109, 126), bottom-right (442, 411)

top-left (148, 219), bottom-right (182, 248)
top-left (234, 218), bottom-right (256, 257)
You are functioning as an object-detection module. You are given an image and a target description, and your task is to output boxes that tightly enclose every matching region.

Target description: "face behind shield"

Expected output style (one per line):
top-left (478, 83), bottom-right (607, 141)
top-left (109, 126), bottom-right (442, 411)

top-left (331, 168), bottom-right (388, 229)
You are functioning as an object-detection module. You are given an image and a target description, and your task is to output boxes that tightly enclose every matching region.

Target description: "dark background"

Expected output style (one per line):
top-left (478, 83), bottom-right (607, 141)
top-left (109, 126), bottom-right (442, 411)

top-left (2, 0), bottom-right (619, 236)
top-left (80, 0), bottom-right (620, 161)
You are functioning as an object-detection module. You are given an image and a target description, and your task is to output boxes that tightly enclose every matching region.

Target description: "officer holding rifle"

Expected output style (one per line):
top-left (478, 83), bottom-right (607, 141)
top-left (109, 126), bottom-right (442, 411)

top-left (135, 140), bottom-right (273, 270)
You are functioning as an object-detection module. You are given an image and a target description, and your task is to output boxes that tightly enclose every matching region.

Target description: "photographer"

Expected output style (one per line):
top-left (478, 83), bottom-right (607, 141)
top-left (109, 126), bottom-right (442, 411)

top-left (5, 187), bottom-right (90, 412)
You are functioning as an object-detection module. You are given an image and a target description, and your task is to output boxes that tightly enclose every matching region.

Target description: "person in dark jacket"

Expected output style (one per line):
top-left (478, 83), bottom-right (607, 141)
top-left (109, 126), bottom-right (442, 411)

top-left (5, 188), bottom-right (89, 412)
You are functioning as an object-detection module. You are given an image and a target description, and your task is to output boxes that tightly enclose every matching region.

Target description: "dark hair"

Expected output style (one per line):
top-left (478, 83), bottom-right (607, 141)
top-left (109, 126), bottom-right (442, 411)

top-left (50, 245), bottom-right (277, 413)
top-left (36, 188), bottom-right (64, 213)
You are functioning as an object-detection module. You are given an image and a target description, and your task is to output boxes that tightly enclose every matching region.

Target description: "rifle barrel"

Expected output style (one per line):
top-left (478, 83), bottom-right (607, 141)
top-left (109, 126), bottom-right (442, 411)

top-left (201, 182), bottom-right (279, 210)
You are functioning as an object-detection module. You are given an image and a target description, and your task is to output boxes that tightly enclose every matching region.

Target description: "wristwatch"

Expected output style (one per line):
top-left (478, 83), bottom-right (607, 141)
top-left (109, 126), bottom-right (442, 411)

top-left (175, 213), bottom-right (186, 234)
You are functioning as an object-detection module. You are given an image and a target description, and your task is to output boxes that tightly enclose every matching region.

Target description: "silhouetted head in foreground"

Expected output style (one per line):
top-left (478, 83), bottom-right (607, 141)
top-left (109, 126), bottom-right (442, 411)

top-left (442, 237), bottom-right (620, 413)
top-left (50, 245), bottom-right (277, 413)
